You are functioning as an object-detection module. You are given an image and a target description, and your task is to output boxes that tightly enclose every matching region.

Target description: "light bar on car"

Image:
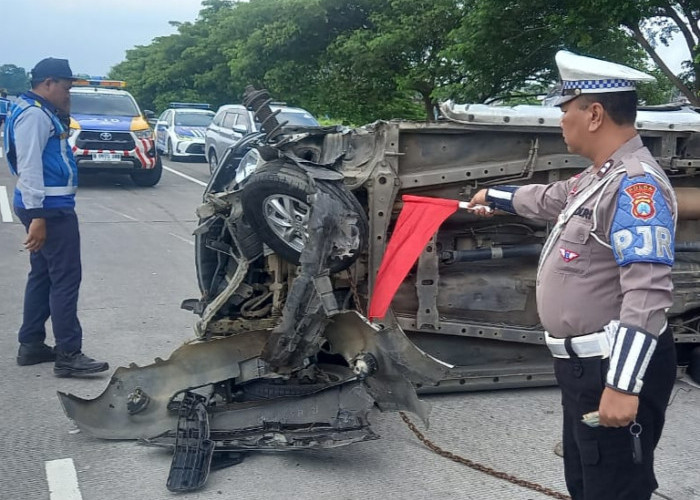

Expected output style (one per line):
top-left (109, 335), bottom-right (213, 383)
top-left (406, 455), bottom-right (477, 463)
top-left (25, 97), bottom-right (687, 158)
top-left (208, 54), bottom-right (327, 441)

top-left (169, 102), bottom-right (211, 110)
top-left (73, 79), bottom-right (127, 89)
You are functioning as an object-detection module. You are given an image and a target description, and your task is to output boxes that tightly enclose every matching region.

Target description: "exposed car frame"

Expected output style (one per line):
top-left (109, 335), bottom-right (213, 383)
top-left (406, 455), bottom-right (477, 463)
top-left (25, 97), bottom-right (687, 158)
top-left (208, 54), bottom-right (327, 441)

top-left (59, 88), bottom-right (700, 491)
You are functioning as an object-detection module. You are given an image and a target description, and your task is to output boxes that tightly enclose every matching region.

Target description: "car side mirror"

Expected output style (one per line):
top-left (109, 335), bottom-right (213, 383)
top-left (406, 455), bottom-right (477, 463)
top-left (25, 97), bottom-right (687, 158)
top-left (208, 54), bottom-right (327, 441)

top-left (232, 124), bottom-right (247, 135)
top-left (156, 121), bottom-right (168, 127)
top-left (143, 110), bottom-right (155, 119)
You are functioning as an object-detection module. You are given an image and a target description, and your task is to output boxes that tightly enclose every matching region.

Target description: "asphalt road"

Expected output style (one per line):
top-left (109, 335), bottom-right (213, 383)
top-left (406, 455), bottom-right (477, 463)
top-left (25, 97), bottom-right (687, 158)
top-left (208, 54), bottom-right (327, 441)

top-left (0, 148), bottom-right (698, 500)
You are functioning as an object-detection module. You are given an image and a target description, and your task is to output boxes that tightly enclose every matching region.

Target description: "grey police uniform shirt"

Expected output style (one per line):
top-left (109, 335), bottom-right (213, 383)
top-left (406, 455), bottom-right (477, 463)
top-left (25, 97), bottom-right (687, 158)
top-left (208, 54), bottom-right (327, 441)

top-left (511, 135), bottom-right (675, 339)
top-left (13, 106), bottom-right (55, 209)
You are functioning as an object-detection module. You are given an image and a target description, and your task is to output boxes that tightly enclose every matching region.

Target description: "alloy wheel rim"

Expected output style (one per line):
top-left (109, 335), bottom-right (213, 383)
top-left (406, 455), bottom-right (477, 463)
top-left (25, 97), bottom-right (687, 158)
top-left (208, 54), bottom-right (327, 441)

top-left (262, 194), bottom-right (309, 251)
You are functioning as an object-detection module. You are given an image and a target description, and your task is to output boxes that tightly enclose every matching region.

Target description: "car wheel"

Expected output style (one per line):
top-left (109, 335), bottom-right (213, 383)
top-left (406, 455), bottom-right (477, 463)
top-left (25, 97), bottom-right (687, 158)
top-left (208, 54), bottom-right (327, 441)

top-left (167, 139), bottom-right (176, 162)
top-left (241, 164), bottom-right (367, 273)
top-left (131, 157), bottom-right (163, 187)
top-left (208, 151), bottom-right (218, 174)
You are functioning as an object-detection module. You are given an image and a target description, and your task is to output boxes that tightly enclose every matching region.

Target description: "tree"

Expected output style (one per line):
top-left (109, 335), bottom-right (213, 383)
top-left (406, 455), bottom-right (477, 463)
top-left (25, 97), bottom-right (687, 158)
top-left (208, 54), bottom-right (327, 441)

top-left (110, 0), bottom-right (238, 112)
top-left (322, 0), bottom-right (466, 121)
top-left (0, 65), bottom-right (29, 95)
top-left (556, 1), bottom-right (697, 105)
top-left (109, 0), bottom-right (693, 124)
top-left (215, 0), bottom-right (385, 118)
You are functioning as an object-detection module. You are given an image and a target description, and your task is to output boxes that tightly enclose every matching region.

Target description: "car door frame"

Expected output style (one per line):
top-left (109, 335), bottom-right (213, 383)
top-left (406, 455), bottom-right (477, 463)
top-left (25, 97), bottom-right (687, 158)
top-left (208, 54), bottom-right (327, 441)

top-left (155, 110), bottom-right (171, 153)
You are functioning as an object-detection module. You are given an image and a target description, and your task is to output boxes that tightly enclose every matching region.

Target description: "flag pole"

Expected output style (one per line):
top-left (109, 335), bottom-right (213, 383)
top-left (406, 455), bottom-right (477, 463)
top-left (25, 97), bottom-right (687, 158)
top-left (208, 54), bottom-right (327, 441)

top-left (458, 202), bottom-right (493, 212)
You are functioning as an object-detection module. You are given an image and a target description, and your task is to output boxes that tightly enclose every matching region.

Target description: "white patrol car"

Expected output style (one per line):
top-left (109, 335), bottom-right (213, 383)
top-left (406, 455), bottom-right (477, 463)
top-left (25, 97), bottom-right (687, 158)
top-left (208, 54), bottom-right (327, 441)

top-left (69, 79), bottom-right (162, 187)
top-left (154, 102), bottom-right (214, 161)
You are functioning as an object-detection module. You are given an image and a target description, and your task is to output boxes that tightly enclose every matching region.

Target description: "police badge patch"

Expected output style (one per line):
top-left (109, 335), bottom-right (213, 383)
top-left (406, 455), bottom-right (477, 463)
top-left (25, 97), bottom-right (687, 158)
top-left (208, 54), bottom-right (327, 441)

top-left (624, 183), bottom-right (656, 220)
top-left (559, 248), bottom-right (580, 262)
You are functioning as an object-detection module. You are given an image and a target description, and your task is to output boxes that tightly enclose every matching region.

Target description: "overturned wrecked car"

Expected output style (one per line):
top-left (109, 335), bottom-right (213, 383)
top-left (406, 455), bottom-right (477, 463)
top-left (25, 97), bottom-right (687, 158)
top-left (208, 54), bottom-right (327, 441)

top-left (59, 87), bottom-right (700, 491)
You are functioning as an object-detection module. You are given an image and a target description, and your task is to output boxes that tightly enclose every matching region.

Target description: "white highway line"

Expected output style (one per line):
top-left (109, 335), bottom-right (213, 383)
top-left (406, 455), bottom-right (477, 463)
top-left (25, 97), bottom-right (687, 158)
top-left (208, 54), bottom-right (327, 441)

top-left (0, 185), bottom-right (13, 222)
top-left (163, 165), bottom-right (207, 187)
top-left (169, 232), bottom-right (195, 246)
top-left (45, 458), bottom-right (84, 500)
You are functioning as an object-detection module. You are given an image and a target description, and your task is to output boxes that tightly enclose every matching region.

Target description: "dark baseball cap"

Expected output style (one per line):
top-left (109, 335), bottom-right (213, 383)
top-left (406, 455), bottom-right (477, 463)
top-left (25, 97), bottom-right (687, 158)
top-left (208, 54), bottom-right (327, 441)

top-left (31, 58), bottom-right (78, 81)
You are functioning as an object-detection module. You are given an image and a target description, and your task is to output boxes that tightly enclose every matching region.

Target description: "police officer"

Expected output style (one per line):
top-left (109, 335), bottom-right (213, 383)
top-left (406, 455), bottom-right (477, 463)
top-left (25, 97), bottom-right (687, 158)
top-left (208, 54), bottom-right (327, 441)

top-left (469, 50), bottom-right (677, 500)
top-left (5, 57), bottom-right (109, 377)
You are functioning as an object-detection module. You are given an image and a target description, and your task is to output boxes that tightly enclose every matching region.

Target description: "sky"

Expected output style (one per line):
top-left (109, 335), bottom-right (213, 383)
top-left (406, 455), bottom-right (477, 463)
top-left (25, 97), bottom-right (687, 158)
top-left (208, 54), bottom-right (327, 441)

top-left (3, 0), bottom-right (204, 76)
top-left (1, 0), bottom-right (691, 78)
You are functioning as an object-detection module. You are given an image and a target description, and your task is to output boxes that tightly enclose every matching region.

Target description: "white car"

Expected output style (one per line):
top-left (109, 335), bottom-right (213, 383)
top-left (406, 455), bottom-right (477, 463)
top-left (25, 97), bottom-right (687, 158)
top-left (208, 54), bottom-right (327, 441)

top-left (154, 103), bottom-right (215, 161)
top-left (204, 103), bottom-right (319, 173)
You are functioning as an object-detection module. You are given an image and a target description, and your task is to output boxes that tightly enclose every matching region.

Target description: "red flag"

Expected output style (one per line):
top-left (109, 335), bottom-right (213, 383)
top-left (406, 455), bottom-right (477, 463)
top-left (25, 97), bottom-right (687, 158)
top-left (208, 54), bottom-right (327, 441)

top-left (368, 195), bottom-right (459, 319)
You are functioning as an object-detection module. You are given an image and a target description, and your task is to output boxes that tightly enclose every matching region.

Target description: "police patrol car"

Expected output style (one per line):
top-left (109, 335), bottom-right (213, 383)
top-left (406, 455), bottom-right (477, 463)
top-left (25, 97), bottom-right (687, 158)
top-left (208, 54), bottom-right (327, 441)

top-left (69, 79), bottom-right (162, 186)
top-left (154, 102), bottom-right (214, 161)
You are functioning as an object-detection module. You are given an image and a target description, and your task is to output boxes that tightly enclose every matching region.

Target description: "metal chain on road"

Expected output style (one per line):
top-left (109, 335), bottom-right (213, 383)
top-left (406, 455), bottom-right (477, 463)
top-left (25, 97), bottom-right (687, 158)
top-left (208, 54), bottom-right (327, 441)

top-left (399, 412), bottom-right (572, 500)
top-left (350, 264), bottom-right (569, 498)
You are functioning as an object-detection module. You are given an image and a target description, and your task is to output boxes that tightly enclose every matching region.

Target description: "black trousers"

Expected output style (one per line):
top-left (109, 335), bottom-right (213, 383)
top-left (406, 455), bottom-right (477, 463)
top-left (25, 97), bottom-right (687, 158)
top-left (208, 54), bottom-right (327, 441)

top-left (15, 207), bottom-right (83, 353)
top-left (554, 328), bottom-right (676, 500)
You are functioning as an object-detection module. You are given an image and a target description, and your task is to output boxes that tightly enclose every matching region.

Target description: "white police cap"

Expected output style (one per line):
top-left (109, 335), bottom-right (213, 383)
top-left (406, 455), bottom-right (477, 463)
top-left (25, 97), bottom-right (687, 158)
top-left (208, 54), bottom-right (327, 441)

top-left (553, 50), bottom-right (655, 106)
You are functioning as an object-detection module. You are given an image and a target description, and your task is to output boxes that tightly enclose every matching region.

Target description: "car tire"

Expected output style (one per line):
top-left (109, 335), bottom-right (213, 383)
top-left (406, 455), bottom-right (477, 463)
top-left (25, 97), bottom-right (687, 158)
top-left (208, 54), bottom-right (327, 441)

top-left (131, 157), bottom-right (163, 187)
top-left (167, 139), bottom-right (176, 162)
top-left (208, 151), bottom-right (218, 174)
top-left (241, 163), bottom-right (367, 273)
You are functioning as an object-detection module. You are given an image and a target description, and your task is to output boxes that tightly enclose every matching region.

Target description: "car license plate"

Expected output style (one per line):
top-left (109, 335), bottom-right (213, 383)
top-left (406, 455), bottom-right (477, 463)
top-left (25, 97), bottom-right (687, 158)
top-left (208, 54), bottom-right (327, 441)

top-left (92, 153), bottom-right (122, 162)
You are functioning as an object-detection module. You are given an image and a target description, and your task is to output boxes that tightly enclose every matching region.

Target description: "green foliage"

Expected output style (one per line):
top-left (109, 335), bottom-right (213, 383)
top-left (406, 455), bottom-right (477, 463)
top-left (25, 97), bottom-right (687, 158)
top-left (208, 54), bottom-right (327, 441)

top-left (0, 65), bottom-right (29, 95)
top-left (320, 0), bottom-right (465, 121)
top-left (106, 0), bottom-right (696, 123)
top-left (637, 69), bottom-right (677, 105)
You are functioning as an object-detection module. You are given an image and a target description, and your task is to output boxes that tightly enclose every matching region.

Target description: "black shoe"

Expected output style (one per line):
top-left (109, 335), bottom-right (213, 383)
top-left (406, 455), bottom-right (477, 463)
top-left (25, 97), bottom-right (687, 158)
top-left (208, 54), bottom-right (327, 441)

top-left (17, 342), bottom-right (56, 366)
top-left (54, 351), bottom-right (109, 377)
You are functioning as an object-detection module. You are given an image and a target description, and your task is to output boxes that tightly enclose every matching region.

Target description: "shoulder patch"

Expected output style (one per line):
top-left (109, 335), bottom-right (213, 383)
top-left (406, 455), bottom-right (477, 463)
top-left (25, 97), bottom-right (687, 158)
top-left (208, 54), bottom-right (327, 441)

top-left (610, 173), bottom-right (674, 266)
top-left (625, 182), bottom-right (656, 220)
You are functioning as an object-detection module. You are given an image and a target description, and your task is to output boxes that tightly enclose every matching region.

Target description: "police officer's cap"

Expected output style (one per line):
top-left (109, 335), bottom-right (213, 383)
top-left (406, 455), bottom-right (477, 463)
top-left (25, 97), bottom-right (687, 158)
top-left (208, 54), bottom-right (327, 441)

top-left (552, 50), bottom-right (655, 107)
top-left (31, 58), bottom-right (79, 82)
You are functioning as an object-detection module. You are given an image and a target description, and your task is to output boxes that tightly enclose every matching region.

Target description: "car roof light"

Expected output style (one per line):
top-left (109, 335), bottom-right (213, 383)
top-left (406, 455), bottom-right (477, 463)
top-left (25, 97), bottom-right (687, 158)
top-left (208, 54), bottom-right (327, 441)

top-left (169, 102), bottom-right (211, 110)
top-left (73, 79), bottom-right (127, 89)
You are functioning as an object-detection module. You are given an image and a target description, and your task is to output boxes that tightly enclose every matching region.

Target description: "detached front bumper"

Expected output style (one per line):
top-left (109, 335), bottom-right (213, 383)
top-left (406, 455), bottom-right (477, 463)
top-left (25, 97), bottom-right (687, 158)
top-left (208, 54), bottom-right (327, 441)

top-left (57, 311), bottom-right (444, 443)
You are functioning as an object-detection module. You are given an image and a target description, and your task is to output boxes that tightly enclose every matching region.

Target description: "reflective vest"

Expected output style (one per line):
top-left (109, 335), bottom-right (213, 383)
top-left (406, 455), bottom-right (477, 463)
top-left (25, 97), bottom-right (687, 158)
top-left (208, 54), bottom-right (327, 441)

top-left (4, 93), bottom-right (77, 210)
top-left (0, 97), bottom-right (9, 116)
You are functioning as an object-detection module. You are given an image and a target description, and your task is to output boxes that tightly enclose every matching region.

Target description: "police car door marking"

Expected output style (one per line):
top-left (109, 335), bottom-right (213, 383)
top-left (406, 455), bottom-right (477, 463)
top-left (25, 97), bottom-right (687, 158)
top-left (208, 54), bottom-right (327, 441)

top-left (610, 173), bottom-right (674, 266)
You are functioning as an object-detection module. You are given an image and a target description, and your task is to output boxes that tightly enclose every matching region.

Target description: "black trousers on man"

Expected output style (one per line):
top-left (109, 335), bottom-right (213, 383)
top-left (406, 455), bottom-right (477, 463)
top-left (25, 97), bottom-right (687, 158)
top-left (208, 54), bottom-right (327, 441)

top-left (15, 207), bottom-right (83, 353)
top-left (554, 328), bottom-right (676, 500)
